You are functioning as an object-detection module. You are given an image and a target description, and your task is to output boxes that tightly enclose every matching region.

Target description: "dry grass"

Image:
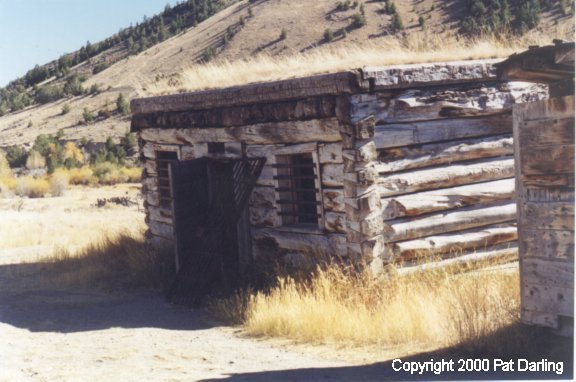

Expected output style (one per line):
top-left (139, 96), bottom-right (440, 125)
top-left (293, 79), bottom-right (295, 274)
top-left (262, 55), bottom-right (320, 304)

top-left (38, 230), bottom-right (169, 290)
top-left (152, 31), bottom-right (572, 93)
top-left (213, 263), bottom-right (520, 352)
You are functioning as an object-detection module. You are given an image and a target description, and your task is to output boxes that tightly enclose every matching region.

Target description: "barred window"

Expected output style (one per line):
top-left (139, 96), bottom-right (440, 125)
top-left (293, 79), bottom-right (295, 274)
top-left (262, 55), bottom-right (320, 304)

top-left (274, 153), bottom-right (320, 226)
top-left (156, 151), bottom-right (178, 209)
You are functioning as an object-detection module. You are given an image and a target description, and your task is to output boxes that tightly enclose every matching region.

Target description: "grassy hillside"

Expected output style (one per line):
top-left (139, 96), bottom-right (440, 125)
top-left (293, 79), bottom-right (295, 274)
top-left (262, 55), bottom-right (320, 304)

top-left (0, 0), bottom-right (573, 149)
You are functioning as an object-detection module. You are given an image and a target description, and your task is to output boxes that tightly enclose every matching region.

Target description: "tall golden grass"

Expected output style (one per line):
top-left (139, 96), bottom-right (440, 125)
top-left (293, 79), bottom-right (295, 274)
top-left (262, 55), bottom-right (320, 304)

top-left (151, 31), bottom-right (572, 94)
top-left (38, 230), bottom-right (171, 290)
top-left (213, 263), bottom-right (520, 352)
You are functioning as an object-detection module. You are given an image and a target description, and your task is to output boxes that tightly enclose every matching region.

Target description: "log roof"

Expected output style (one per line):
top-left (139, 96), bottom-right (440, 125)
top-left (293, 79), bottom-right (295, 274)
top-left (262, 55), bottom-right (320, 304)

top-left (495, 40), bottom-right (575, 83)
top-left (130, 59), bottom-right (500, 123)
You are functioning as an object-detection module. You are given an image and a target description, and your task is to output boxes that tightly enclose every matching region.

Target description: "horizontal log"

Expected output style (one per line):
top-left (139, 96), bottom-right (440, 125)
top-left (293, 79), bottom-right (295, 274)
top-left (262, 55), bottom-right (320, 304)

top-left (140, 118), bottom-right (342, 145)
top-left (325, 212), bottom-right (346, 233)
top-left (251, 228), bottom-right (347, 259)
top-left (513, 95), bottom-right (575, 122)
top-left (389, 224), bottom-right (517, 260)
top-left (318, 143), bottom-right (343, 164)
top-left (523, 282), bottom-right (574, 318)
top-left (383, 202), bottom-right (517, 242)
top-left (322, 189), bottom-right (345, 212)
top-left (321, 164), bottom-right (344, 188)
top-left (522, 202), bottom-right (574, 231)
top-left (521, 174), bottom-right (574, 188)
top-left (378, 157), bottom-right (515, 197)
top-left (374, 114), bottom-right (512, 149)
top-left (519, 117), bottom-right (575, 147)
top-left (131, 72), bottom-right (357, 115)
top-left (522, 257), bottom-right (574, 289)
top-left (382, 178), bottom-right (515, 220)
top-left (363, 60), bottom-right (498, 90)
top-left (144, 189), bottom-right (160, 207)
top-left (148, 205), bottom-right (173, 225)
top-left (520, 144), bottom-right (574, 176)
top-left (397, 243), bottom-right (518, 274)
top-left (376, 135), bottom-right (513, 174)
top-left (350, 92), bottom-right (391, 124)
top-left (521, 309), bottom-right (559, 329)
top-left (149, 220), bottom-right (173, 240)
top-left (520, 229), bottom-right (574, 260)
top-left (142, 142), bottom-right (179, 160)
top-left (524, 188), bottom-right (575, 203)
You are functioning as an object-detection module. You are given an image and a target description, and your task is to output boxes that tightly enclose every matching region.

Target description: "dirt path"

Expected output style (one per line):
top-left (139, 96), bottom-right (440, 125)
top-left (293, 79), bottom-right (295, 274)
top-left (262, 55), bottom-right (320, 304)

top-left (0, 250), bottom-right (356, 382)
top-left (0, 246), bottom-right (390, 382)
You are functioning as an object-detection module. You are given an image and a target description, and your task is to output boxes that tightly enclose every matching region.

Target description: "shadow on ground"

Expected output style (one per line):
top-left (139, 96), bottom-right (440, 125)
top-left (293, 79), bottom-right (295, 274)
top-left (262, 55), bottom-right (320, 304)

top-left (200, 324), bottom-right (574, 381)
top-left (200, 341), bottom-right (573, 381)
top-left (0, 260), bottom-right (213, 333)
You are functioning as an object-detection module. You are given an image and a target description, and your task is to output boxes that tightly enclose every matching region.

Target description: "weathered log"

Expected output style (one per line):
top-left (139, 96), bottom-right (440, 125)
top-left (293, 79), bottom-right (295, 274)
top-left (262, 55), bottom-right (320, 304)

top-left (389, 224), bottom-right (517, 259)
top-left (142, 142), bottom-right (179, 160)
top-left (362, 60), bottom-right (498, 90)
top-left (131, 72), bottom-right (357, 115)
top-left (350, 92), bottom-right (391, 124)
top-left (319, 143), bottom-right (343, 164)
top-left (374, 114), bottom-right (512, 149)
top-left (521, 257), bottom-right (575, 288)
top-left (376, 135), bottom-right (513, 174)
top-left (520, 229), bottom-right (574, 260)
top-left (322, 189), bottom-right (345, 212)
top-left (321, 164), bottom-right (344, 188)
top-left (522, 202), bottom-right (574, 231)
top-left (148, 205), bottom-right (173, 225)
top-left (149, 220), bottom-right (173, 240)
top-left (378, 157), bottom-right (515, 197)
top-left (396, 243), bottom-right (518, 274)
top-left (520, 144), bottom-right (575, 176)
top-left (382, 178), bottom-right (515, 220)
top-left (325, 212), bottom-right (346, 233)
top-left (519, 117), bottom-right (574, 147)
top-left (251, 228), bottom-right (347, 258)
top-left (383, 202), bottom-right (517, 242)
top-left (523, 282), bottom-right (574, 318)
top-left (140, 118), bottom-right (342, 145)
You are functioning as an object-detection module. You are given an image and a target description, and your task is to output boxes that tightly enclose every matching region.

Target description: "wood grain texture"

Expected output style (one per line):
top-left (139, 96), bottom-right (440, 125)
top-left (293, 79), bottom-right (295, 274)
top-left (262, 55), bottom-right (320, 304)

top-left (374, 114), bottom-right (512, 149)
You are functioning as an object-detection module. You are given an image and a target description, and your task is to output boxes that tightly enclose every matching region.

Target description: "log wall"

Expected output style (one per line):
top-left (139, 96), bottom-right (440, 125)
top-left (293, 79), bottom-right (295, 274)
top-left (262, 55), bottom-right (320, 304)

top-left (350, 81), bottom-right (545, 267)
top-left (513, 96), bottom-right (574, 336)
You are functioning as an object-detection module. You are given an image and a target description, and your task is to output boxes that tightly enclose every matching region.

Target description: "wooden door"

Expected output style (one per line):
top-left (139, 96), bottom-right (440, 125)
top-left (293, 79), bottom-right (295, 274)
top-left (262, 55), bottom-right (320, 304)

top-left (168, 157), bottom-right (265, 304)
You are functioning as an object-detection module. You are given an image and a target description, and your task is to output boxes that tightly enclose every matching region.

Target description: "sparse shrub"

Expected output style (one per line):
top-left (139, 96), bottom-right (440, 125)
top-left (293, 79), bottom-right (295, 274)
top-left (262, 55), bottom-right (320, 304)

top-left (67, 166), bottom-right (96, 185)
top-left (63, 74), bottom-right (84, 96)
top-left (61, 103), bottom-right (71, 115)
top-left (15, 176), bottom-right (50, 198)
top-left (89, 83), bottom-right (101, 95)
top-left (83, 108), bottom-right (95, 123)
top-left (35, 85), bottom-right (65, 104)
top-left (418, 15), bottom-right (425, 28)
top-left (5, 146), bottom-right (27, 168)
top-left (120, 166), bottom-right (142, 183)
top-left (391, 12), bottom-right (404, 32)
top-left (116, 93), bottom-right (131, 116)
top-left (350, 13), bottom-right (367, 29)
top-left (26, 150), bottom-right (46, 170)
top-left (50, 170), bottom-right (70, 196)
top-left (0, 151), bottom-right (12, 177)
top-left (27, 120), bottom-right (33, 128)
top-left (120, 132), bottom-right (138, 156)
top-left (279, 28), bottom-right (287, 40)
top-left (324, 28), bottom-right (334, 42)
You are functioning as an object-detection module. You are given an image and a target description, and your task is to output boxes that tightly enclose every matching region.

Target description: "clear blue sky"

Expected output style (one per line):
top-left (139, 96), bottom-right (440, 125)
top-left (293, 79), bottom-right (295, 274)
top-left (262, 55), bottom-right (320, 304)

top-left (0, 0), bottom-right (171, 87)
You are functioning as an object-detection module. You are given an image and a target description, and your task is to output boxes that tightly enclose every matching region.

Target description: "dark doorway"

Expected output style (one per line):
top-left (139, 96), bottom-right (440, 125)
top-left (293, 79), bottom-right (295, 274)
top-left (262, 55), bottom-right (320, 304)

top-left (168, 157), bottom-right (265, 304)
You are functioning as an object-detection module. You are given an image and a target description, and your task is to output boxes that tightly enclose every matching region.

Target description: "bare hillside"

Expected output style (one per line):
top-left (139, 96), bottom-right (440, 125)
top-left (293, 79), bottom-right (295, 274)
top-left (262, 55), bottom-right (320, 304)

top-left (0, 0), bottom-right (573, 148)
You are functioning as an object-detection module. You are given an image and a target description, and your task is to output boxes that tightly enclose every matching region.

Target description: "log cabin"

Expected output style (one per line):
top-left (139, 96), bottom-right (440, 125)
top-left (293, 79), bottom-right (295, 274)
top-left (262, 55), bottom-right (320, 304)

top-left (497, 41), bottom-right (575, 336)
top-left (131, 58), bottom-right (546, 298)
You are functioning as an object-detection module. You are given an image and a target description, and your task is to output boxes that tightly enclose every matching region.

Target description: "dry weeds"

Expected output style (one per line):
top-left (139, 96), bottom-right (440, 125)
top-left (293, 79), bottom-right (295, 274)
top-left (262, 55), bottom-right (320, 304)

top-left (213, 263), bottom-right (520, 353)
top-left (152, 31), bottom-right (572, 93)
